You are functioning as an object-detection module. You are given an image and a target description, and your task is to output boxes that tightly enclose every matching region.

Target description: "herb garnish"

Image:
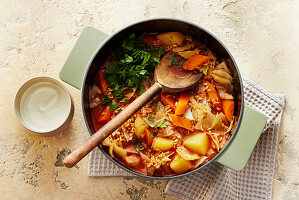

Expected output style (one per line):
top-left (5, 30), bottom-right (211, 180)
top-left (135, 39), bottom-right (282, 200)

top-left (101, 95), bottom-right (118, 111)
top-left (171, 59), bottom-right (178, 65)
top-left (155, 119), bottom-right (167, 128)
top-left (120, 97), bottom-right (127, 103)
top-left (139, 84), bottom-right (146, 95)
top-left (148, 115), bottom-right (155, 122)
top-left (105, 33), bottom-right (160, 99)
top-left (150, 132), bottom-right (155, 138)
top-left (167, 53), bottom-right (175, 60)
top-left (154, 103), bottom-right (160, 110)
top-left (135, 139), bottom-right (143, 150)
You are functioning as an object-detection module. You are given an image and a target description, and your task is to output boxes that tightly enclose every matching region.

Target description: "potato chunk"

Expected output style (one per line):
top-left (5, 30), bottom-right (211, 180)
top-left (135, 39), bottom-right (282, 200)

top-left (125, 154), bottom-right (141, 167)
top-left (183, 133), bottom-right (210, 155)
top-left (113, 144), bottom-right (127, 158)
top-left (152, 137), bottom-right (174, 151)
top-left (157, 32), bottom-right (185, 46)
top-left (170, 154), bottom-right (192, 174)
top-left (134, 115), bottom-right (149, 138)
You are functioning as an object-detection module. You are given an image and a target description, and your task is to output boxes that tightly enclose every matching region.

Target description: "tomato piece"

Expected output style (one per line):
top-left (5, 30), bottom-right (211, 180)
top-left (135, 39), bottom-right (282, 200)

top-left (98, 69), bottom-right (109, 93)
top-left (97, 105), bottom-right (112, 123)
top-left (143, 34), bottom-right (162, 46)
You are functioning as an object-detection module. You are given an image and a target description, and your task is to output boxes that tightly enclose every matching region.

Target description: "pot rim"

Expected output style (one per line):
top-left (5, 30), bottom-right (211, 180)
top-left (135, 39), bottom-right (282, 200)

top-left (81, 18), bottom-right (244, 179)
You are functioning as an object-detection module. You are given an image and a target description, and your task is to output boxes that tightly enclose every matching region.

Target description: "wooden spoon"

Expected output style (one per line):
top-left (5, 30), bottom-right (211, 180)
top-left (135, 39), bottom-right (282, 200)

top-left (63, 53), bottom-right (203, 168)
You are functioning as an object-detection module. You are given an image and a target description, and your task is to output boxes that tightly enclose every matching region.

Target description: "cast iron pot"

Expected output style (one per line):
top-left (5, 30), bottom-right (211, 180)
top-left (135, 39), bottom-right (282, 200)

top-left (60, 18), bottom-right (267, 179)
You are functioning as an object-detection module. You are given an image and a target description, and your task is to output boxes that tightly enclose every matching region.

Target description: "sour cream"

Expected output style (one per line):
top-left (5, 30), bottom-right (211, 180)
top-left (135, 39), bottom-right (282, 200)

top-left (20, 81), bottom-right (71, 133)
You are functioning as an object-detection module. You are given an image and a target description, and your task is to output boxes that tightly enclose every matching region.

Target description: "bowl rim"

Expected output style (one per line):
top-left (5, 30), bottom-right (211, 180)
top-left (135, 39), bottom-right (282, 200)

top-left (14, 76), bottom-right (74, 135)
top-left (81, 18), bottom-right (244, 179)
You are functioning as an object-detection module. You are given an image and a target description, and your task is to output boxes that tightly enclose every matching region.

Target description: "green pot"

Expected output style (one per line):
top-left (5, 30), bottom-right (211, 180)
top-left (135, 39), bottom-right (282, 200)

top-left (60, 18), bottom-right (267, 179)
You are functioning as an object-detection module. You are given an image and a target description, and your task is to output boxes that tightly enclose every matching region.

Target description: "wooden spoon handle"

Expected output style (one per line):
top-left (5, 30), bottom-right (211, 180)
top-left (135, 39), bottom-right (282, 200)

top-left (63, 82), bottom-right (163, 168)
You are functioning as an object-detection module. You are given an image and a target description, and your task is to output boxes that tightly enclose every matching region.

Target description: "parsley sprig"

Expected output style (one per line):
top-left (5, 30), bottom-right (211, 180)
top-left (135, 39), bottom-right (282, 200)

top-left (105, 33), bottom-right (161, 99)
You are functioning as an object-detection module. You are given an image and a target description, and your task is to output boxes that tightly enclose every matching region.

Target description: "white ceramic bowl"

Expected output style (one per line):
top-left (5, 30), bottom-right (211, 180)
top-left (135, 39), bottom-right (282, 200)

top-left (14, 77), bottom-right (74, 136)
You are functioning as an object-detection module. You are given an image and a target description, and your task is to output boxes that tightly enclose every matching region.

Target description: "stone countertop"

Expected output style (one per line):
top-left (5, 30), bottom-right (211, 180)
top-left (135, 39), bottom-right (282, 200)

top-left (0, 0), bottom-right (298, 199)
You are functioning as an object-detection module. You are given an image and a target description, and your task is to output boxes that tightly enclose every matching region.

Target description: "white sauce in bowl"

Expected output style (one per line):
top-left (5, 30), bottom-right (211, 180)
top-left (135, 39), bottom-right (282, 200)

top-left (20, 81), bottom-right (71, 132)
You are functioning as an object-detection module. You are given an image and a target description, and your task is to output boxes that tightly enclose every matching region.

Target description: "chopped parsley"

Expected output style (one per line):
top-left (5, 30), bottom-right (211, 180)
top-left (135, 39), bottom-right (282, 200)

top-left (148, 115), bottom-right (155, 122)
top-left (150, 132), bottom-right (155, 138)
top-left (179, 65), bottom-right (183, 71)
top-left (120, 97), bottom-right (127, 103)
top-left (154, 103), bottom-right (160, 110)
top-left (110, 101), bottom-right (118, 111)
top-left (135, 139), bottom-right (143, 150)
top-left (139, 84), bottom-right (146, 95)
top-left (158, 46), bottom-right (165, 56)
top-left (167, 53), bottom-right (175, 60)
top-left (171, 59), bottom-right (178, 65)
top-left (100, 95), bottom-right (118, 111)
top-left (105, 33), bottom-right (160, 99)
top-left (155, 119), bottom-right (167, 128)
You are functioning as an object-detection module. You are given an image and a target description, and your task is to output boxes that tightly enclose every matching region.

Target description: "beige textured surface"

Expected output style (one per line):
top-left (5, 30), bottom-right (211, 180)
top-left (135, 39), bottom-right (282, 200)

top-left (0, 0), bottom-right (298, 199)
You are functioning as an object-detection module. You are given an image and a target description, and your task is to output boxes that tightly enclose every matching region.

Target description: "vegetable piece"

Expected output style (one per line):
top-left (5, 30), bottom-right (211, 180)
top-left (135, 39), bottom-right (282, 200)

top-left (145, 127), bottom-right (154, 146)
top-left (134, 115), bottom-right (149, 138)
top-left (209, 113), bottom-right (223, 130)
top-left (182, 54), bottom-right (210, 70)
top-left (97, 105), bottom-right (112, 123)
top-left (156, 32), bottom-right (185, 45)
top-left (172, 43), bottom-right (194, 52)
top-left (205, 82), bottom-right (222, 111)
top-left (178, 50), bottom-right (199, 59)
top-left (183, 133), bottom-right (210, 155)
top-left (102, 138), bottom-right (114, 157)
top-left (152, 137), bottom-right (174, 151)
top-left (175, 93), bottom-right (189, 115)
top-left (125, 154), bottom-right (141, 167)
top-left (222, 99), bottom-right (234, 122)
top-left (98, 69), bottom-right (109, 93)
top-left (183, 107), bottom-right (194, 120)
top-left (161, 93), bottom-right (176, 111)
top-left (168, 114), bottom-right (193, 131)
top-left (170, 154), bottom-right (192, 174)
top-left (113, 144), bottom-right (127, 158)
top-left (142, 34), bottom-right (162, 46)
top-left (176, 146), bottom-right (200, 160)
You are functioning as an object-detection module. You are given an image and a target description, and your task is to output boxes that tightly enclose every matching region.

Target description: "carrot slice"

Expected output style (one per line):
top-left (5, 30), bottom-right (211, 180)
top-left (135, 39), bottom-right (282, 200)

top-left (175, 93), bottom-right (189, 115)
top-left (145, 127), bottom-right (154, 146)
top-left (97, 105), bottom-right (112, 123)
top-left (222, 99), bottom-right (234, 122)
top-left (205, 82), bottom-right (222, 111)
top-left (182, 54), bottom-right (210, 70)
top-left (98, 69), bottom-right (109, 93)
top-left (143, 35), bottom-right (162, 47)
top-left (168, 114), bottom-right (193, 131)
top-left (161, 92), bottom-right (176, 111)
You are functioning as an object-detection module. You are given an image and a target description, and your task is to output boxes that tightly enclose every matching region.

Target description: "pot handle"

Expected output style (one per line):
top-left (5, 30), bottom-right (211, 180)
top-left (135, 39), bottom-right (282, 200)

top-left (215, 104), bottom-right (267, 171)
top-left (59, 26), bottom-right (109, 89)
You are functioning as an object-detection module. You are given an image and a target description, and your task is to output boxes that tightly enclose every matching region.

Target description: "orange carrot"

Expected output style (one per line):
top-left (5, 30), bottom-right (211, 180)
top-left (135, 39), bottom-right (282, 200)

top-left (205, 82), bottom-right (222, 111)
top-left (97, 105), bottom-right (112, 123)
top-left (222, 99), bottom-right (234, 122)
top-left (161, 92), bottom-right (176, 111)
top-left (168, 114), bottom-right (193, 131)
top-left (182, 54), bottom-right (210, 70)
top-left (143, 35), bottom-right (162, 47)
top-left (145, 127), bottom-right (154, 146)
top-left (98, 69), bottom-right (109, 93)
top-left (175, 93), bottom-right (189, 115)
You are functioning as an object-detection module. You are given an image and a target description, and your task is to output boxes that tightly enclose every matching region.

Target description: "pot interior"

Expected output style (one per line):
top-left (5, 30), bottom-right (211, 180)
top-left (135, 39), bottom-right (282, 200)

top-left (82, 19), bottom-right (243, 178)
